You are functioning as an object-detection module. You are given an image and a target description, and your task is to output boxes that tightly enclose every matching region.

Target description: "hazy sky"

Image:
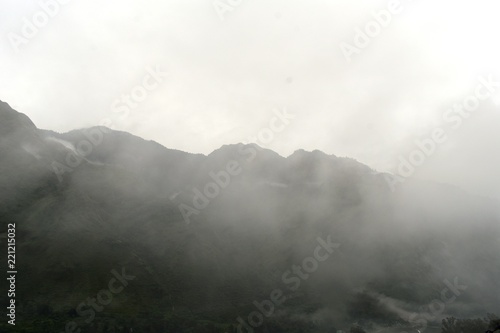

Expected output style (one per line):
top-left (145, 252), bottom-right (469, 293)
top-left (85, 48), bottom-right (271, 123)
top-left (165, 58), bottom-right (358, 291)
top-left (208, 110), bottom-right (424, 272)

top-left (1, 0), bottom-right (500, 199)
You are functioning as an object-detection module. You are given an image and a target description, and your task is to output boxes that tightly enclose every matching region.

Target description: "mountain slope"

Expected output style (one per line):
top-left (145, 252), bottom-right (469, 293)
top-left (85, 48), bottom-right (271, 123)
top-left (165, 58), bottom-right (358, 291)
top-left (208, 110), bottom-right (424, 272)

top-left (0, 101), bottom-right (499, 333)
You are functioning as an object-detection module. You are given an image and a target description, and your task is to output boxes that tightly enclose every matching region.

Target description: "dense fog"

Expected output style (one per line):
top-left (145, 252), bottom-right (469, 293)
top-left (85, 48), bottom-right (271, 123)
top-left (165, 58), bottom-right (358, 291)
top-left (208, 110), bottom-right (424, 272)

top-left (1, 1), bottom-right (499, 333)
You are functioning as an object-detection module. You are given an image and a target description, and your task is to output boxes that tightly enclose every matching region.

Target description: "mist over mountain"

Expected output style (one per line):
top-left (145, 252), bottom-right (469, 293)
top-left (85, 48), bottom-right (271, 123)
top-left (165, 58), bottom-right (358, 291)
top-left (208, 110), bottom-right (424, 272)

top-left (1, 100), bottom-right (499, 333)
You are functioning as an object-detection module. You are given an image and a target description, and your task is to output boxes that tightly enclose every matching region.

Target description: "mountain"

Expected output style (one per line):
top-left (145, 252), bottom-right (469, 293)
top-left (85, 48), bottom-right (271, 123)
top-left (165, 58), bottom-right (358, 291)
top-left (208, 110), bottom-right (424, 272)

top-left (0, 100), bottom-right (499, 333)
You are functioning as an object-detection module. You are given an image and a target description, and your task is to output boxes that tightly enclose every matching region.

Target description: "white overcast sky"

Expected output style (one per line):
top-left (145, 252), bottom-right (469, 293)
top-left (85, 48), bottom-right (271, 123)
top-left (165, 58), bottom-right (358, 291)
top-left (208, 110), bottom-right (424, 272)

top-left (1, 0), bottom-right (500, 199)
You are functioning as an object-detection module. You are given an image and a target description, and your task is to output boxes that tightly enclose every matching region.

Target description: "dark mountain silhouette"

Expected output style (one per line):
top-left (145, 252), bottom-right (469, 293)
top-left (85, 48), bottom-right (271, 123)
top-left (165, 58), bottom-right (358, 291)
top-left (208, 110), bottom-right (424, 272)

top-left (0, 100), bottom-right (498, 333)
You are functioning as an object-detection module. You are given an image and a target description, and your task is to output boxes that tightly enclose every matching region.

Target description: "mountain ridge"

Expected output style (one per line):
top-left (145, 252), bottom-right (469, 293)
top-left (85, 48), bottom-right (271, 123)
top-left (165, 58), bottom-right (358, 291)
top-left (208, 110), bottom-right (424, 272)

top-left (0, 99), bottom-right (375, 176)
top-left (0, 100), bottom-right (499, 333)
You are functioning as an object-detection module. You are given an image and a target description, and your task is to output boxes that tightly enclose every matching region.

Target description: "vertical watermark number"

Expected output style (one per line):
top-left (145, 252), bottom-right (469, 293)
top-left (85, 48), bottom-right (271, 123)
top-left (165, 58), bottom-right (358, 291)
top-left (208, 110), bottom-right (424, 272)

top-left (6, 223), bottom-right (16, 326)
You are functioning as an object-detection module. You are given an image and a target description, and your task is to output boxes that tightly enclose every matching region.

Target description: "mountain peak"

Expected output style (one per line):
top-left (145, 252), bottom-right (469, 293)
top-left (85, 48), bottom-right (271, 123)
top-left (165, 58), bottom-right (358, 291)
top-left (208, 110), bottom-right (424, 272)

top-left (0, 100), bottom-right (37, 137)
top-left (288, 148), bottom-right (335, 160)
top-left (209, 143), bottom-right (283, 159)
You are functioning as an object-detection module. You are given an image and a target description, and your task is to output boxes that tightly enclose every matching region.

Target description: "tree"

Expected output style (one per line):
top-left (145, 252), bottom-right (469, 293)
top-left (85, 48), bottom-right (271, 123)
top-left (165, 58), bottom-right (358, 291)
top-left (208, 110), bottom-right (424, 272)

top-left (441, 314), bottom-right (499, 333)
